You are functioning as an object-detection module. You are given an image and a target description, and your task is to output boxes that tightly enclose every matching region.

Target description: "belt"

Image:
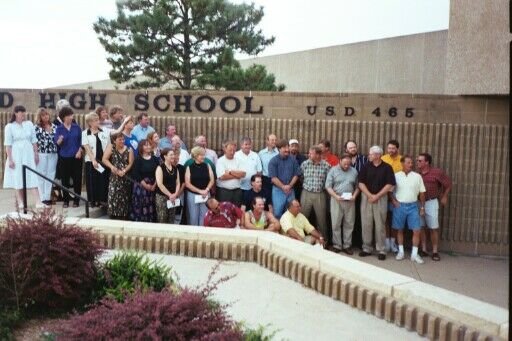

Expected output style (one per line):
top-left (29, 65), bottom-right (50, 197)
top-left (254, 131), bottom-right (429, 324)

top-left (425, 197), bottom-right (437, 201)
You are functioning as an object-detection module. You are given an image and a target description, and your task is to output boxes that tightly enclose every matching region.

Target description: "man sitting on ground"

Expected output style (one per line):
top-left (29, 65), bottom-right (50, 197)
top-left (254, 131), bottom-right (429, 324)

top-left (204, 198), bottom-right (244, 228)
top-left (280, 200), bottom-right (325, 246)
top-left (243, 197), bottom-right (280, 232)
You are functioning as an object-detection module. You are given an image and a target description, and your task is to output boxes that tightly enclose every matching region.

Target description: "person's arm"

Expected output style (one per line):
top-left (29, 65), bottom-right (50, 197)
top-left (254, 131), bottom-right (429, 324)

top-left (265, 212), bottom-right (280, 232)
top-left (124, 149), bottom-right (134, 173)
top-left (109, 116), bottom-right (130, 135)
top-left (176, 168), bottom-right (185, 196)
top-left (351, 188), bottom-right (360, 200)
top-left (229, 169), bottom-right (246, 179)
top-left (439, 172), bottom-right (452, 206)
top-left (286, 228), bottom-right (305, 242)
top-left (102, 144), bottom-right (115, 172)
top-left (288, 175), bottom-right (299, 188)
top-left (326, 187), bottom-right (341, 201)
top-left (358, 182), bottom-right (372, 198)
top-left (156, 166), bottom-right (172, 198)
top-left (205, 164), bottom-right (215, 196)
top-left (271, 176), bottom-right (285, 188)
top-left (375, 184), bottom-right (394, 200)
top-left (242, 212), bottom-right (257, 229)
top-left (419, 191), bottom-right (426, 216)
top-left (309, 229), bottom-right (325, 245)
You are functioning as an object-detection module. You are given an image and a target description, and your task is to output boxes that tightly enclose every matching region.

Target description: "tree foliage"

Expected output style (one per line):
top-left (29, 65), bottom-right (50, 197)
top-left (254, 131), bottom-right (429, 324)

top-left (94, 0), bottom-right (279, 90)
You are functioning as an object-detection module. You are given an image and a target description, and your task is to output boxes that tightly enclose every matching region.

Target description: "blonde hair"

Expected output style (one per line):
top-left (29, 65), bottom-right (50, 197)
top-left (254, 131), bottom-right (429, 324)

top-left (190, 146), bottom-right (205, 160)
top-left (85, 112), bottom-right (99, 127)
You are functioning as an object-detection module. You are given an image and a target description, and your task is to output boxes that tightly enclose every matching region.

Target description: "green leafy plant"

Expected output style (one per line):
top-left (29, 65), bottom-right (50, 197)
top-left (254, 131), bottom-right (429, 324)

top-left (0, 308), bottom-right (22, 341)
top-left (93, 252), bottom-right (173, 302)
top-left (240, 323), bottom-right (279, 341)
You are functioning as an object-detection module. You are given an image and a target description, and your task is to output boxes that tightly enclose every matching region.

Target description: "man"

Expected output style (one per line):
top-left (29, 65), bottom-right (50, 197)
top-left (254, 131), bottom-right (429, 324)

top-left (416, 152), bottom-right (452, 261)
top-left (325, 154), bottom-right (360, 254)
top-left (159, 124), bottom-right (188, 150)
top-left (289, 139), bottom-right (307, 199)
top-left (235, 137), bottom-right (262, 194)
top-left (258, 134), bottom-right (278, 192)
top-left (268, 139), bottom-right (301, 219)
top-left (109, 105), bottom-right (124, 130)
top-left (215, 140), bottom-right (246, 206)
top-left (280, 200), bottom-right (325, 246)
top-left (171, 135), bottom-right (191, 165)
top-left (358, 145), bottom-right (396, 260)
top-left (132, 112), bottom-right (155, 141)
top-left (300, 146), bottom-right (331, 239)
top-left (318, 139), bottom-right (339, 167)
top-left (344, 139), bottom-right (368, 249)
top-left (381, 139), bottom-right (402, 253)
top-left (194, 135), bottom-right (217, 164)
top-left (241, 174), bottom-right (273, 214)
top-left (204, 198), bottom-right (243, 228)
top-left (390, 155), bottom-right (426, 264)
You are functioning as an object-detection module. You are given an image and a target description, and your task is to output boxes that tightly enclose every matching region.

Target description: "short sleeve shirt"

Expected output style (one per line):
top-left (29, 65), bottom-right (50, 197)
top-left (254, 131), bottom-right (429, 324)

top-left (358, 161), bottom-right (396, 194)
top-left (300, 159), bottom-right (331, 192)
top-left (203, 202), bottom-right (243, 228)
top-left (216, 156), bottom-right (242, 189)
top-left (382, 154), bottom-right (402, 173)
top-left (421, 168), bottom-right (452, 200)
top-left (268, 154), bottom-right (301, 185)
top-left (235, 150), bottom-right (263, 190)
top-left (280, 211), bottom-right (315, 238)
top-left (394, 171), bottom-right (426, 203)
top-left (325, 165), bottom-right (358, 195)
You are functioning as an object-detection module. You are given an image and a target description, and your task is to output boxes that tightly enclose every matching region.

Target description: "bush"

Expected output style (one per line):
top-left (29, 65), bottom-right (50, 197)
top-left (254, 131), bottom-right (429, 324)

top-left (93, 252), bottom-right (173, 302)
top-left (0, 209), bottom-right (102, 312)
top-left (55, 289), bottom-right (243, 340)
top-left (0, 308), bottom-right (22, 341)
top-left (241, 324), bottom-right (278, 341)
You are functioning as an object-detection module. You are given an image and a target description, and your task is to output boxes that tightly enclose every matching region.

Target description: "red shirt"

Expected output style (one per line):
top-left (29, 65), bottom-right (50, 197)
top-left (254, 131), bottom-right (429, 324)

top-left (324, 152), bottom-right (340, 167)
top-left (420, 167), bottom-right (452, 200)
top-left (203, 202), bottom-right (243, 228)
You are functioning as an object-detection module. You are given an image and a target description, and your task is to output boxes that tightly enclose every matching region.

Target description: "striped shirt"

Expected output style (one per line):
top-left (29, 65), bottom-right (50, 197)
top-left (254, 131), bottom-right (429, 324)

top-left (351, 154), bottom-right (368, 173)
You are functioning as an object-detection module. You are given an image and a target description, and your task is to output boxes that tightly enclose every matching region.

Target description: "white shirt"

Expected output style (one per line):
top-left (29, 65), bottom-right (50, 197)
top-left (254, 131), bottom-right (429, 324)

top-left (178, 149), bottom-right (191, 166)
top-left (235, 150), bottom-right (262, 190)
top-left (81, 128), bottom-right (110, 162)
top-left (216, 156), bottom-right (242, 189)
top-left (205, 148), bottom-right (218, 164)
top-left (394, 171), bottom-right (426, 203)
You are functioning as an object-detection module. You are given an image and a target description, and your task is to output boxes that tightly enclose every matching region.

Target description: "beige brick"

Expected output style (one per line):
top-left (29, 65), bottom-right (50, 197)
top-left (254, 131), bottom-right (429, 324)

top-left (374, 295), bottom-right (384, 319)
top-left (213, 241), bottom-right (220, 259)
top-left (179, 240), bottom-right (186, 256)
top-left (356, 288), bottom-right (366, 310)
top-left (394, 302), bottom-right (405, 327)
top-left (187, 240), bottom-right (196, 257)
top-left (365, 292), bottom-right (376, 315)
top-left (331, 279), bottom-right (341, 300)
top-left (171, 239), bottom-right (178, 254)
top-left (154, 238), bottom-right (162, 253)
top-left (163, 238), bottom-right (170, 253)
top-left (384, 298), bottom-right (395, 322)
top-left (416, 310), bottom-right (428, 336)
top-left (498, 322), bottom-right (508, 340)
top-left (404, 306), bottom-right (416, 331)
top-left (449, 323), bottom-right (463, 341)
top-left (340, 282), bottom-right (349, 304)
top-left (122, 235), bottom-right (129, 250)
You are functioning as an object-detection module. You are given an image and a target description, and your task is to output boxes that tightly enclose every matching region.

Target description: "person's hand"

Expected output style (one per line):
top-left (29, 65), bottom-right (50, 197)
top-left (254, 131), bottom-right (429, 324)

top-left (8, 160), bottom-right (15, 169)
top-left (419, 207), bottom-right (426, 217)
top-left (168, 193), bottom-right (177, 202)
top-left (282, 184), bottom-right (291, 194)
top-left (57, 135), bottom-right (64, 144)
top-left (151, 183), bottom-right (157, 192)
top-left (336, 195), bottom-right (344, 202)
top-left (440, 195), bottom-right (448, 206)
top-left (201, 189), bottom-right (209, 198)
top-left (318, 237), bottom-right (325, 246)
top-left (75, 149), bottom-right (82, 159)
top-left (368, 194), bottom-right (377, 204)
top-left (92, 160), bottom-right (99, 169)
top-left (34, 153), bottom-right (39, 165)
top-left (117, 168), bottom-right (125, 177)
top-left (350, 194), bottom-right (356, 201)
top-left (392, 198), bottom-right (400, 208)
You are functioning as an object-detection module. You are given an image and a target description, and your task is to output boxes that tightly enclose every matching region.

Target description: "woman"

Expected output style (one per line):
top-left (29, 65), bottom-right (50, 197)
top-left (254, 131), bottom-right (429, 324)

top-left (130, 139), bottom-right (160, 222)
top-left (3, 105), bottom-right (45, 208)
top-left (96, 106), bottom-right (113, 130)
top-left (122, 116), bottom-right (138, 157)
top-left (102, 132), bottom-right (134, 220)
top-left (82, 112), bottom-right (110, 207)
top-left (147, 131), bottom-right (161, 158)
top-left (244, 197), bottom-right (280, 232)
top-left (172, 147), bottom-right (186, 224)
top-left (54, 106), bottom-right (82, 208)
top-left (34, 107), bottom-right (58, 205)
top-left (184, 146), bottom-right (214, 226)
top-left (155, 148), bottom-right (181, 223)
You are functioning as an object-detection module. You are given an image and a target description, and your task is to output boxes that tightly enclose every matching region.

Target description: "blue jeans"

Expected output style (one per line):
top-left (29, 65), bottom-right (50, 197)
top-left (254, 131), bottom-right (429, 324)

top-left (272, 186), bottom-right (295, 219)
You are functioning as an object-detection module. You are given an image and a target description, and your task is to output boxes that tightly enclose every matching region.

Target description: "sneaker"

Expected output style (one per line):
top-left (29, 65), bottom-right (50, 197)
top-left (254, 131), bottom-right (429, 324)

top-left (390, 243), bottom-right (399, 253)
top-left (410, 254), bottom-right (424, 264)
top-left (377, 253), bottom-right (386, 261)
top-left (395, 252), bottom-right (405, 261)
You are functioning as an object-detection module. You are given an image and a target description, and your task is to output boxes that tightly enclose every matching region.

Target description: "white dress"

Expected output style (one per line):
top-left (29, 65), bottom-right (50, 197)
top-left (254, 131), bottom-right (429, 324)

top-left (3, 121), bottom-right (39, 189)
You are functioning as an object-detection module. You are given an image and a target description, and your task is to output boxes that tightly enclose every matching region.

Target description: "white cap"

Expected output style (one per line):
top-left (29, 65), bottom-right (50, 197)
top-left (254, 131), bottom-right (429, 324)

top-left (289, 139), bottom-right (299, 145)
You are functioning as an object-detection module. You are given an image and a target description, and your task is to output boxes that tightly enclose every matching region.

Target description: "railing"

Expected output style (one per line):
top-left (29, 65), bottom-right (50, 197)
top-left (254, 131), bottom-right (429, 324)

top-left (22, 165), bottom-right (90, 218)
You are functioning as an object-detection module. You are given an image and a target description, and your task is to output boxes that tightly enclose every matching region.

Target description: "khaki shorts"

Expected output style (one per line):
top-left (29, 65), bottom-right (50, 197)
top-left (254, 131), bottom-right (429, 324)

top-left (420, 199), bottom-right (439, 229)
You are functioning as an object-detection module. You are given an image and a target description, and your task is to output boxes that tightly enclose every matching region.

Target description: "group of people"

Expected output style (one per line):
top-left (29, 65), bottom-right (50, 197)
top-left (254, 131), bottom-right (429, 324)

top-left (4, 103), bottom-right (451, 264)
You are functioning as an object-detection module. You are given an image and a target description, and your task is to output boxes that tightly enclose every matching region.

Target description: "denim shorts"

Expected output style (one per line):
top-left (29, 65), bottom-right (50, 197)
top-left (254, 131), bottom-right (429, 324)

top-left (391, 201), bottom-right (421, 230)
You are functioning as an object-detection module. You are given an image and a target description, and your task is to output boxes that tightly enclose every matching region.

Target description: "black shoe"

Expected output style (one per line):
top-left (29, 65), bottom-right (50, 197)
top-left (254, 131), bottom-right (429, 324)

top-left (359, 251), bottom-right (372, 257)
top-left (419, 250), bottom-right (429, 257)
top-left (341, 248), bottom-right (354, 255)
top-left (378, 253), bottom-right (386, 261)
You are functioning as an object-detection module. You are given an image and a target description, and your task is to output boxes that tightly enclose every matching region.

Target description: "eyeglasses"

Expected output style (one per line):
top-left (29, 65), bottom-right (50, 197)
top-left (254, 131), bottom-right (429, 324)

top-left (416, 159), bottom-right (425, 162)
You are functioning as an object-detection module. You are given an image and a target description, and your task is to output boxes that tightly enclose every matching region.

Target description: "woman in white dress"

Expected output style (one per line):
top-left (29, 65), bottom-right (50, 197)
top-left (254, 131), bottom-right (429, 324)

top-left (3, 105), bottom-right (45, 208)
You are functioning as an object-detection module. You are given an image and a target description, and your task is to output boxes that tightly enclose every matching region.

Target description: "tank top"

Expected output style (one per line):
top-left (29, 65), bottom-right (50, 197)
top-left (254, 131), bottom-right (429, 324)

top-left (156, 164), bottom-right (178, 196)
top-left (189, 161), bottom-right (210, 192)
top-left (249, 210), bottom-right (267, 230)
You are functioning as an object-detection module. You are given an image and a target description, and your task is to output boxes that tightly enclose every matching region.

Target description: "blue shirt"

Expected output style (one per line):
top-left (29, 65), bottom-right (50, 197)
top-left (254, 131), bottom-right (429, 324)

top-left (131, 124), bottom-right (155, 142)
top-left (124, 134), bottom-right (139, 157)
top-left (54, 123), bottom-right (82, 157)
top-left (258, 147), bottom-right (278, 177)
top-left (268, 154), bottom-right (301, 185)
top-left (158, 136), bottom-right (188, 150)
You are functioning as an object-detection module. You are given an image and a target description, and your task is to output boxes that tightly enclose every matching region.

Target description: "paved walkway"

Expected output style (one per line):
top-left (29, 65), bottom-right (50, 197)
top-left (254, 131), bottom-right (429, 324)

top-left (2, 188), bottom-right (507, 309)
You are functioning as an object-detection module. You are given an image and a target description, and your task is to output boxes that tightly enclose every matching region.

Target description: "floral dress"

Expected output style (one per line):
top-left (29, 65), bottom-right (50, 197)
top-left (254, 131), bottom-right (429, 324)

top-left (107, 147), bottom-right (132, 218)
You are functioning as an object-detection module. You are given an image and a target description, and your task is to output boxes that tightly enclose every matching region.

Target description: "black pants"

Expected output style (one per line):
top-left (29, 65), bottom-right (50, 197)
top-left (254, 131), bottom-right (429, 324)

top-left (216, 187), bottom-right (243, 206)
top-left (351, 195), bottom-right (363, 249)
top-left (262, 176), bottom-right (273, 194)
top-left (85, 161), bottom-right (109, 203)
top-left (60, 157), bottom-right (83, 204)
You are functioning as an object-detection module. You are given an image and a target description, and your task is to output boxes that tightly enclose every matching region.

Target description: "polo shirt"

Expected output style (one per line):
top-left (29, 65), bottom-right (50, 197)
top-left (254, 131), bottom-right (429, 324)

top-left (216, 156), bottom-right (243, 189)
top-left (280, 211), bottom-right (314, 238)
top-left (235, 150), bottom-right (263, 190)
top-left (325, 165), bottom-right (358, 195)
top-left (420, 168), bottom-right (452, 200)
top-left (358, 161), bottom-right (396, 194)
top-left (324, 152), bottom-right (340, 167)
top-left (394, 171), bottom-right (426, 203)
top-left (203, 202), bottom-right (243, 228)
top-left (382, 154), bottom-right (402, 173)
top-left (268, 154), bottom-right (301, 185)
top-left (131, 124), bottom-right (155, 142)
top-left (300, 159), bottom-right (331, 192)
top-left (258, 147), bottom-right (278, 176)
top-left (159, 137), bottom-right (188, 150)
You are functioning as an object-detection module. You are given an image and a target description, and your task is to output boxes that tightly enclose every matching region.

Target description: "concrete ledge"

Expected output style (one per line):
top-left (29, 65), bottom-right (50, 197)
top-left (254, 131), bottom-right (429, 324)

top-left (0, 215), bottom-right (508, 340)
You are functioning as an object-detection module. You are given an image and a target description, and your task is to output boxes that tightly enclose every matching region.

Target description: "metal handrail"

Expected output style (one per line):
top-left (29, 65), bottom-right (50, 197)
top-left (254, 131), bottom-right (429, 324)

top-left (22, 165), bottom-right (89, 217)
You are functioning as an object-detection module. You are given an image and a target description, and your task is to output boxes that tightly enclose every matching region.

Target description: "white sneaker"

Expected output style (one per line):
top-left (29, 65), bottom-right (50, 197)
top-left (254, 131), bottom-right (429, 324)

top-left (390, 243), bottom-right (399, 253)
top-left (395, 252), bottom-right (405, 261)
top-left (410, 254), bottom-right (424, 264)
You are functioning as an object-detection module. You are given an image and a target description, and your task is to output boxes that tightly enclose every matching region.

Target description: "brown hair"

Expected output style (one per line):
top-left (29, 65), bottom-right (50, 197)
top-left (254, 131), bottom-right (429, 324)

top-left (11, 105), bottom-right (26, 123)
top-left (147, 131), bottom-right (159, 149)
top-left (36, 107), bottom-right (50, 127)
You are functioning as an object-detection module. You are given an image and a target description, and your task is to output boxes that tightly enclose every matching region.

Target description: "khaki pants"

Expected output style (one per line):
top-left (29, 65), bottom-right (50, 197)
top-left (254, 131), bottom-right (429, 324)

top-left (361, 194), bottom-right (387, 253)
top-left (300, 190), bottom-right (327, 238)
top-left (330, 197), bottom-right (355, 250)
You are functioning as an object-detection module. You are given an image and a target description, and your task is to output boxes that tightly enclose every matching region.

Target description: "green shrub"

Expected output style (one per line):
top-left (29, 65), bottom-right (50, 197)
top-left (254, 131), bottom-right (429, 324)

top-left (241, 324), bottom-right (278, 341)
top-left (93, 252), bottom-right (173, 302)
top-left (0, 308), bottom-right (22, 341)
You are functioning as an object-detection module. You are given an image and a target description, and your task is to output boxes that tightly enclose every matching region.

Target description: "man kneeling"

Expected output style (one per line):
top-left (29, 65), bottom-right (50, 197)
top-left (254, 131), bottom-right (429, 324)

top-left (204, 198), bottom-right (243, 228)
top-left (280, 199), bottom-right (325, 246)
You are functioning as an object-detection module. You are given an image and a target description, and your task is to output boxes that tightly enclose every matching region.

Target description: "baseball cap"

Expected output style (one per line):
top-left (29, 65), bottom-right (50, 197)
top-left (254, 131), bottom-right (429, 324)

top-left (289, 139), bottom-right (299, 145)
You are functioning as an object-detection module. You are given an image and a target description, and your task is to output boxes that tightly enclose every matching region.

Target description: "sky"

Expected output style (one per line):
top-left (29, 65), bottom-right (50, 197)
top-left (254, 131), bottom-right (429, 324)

top-left (0, 0), bottom-right (450, 89)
